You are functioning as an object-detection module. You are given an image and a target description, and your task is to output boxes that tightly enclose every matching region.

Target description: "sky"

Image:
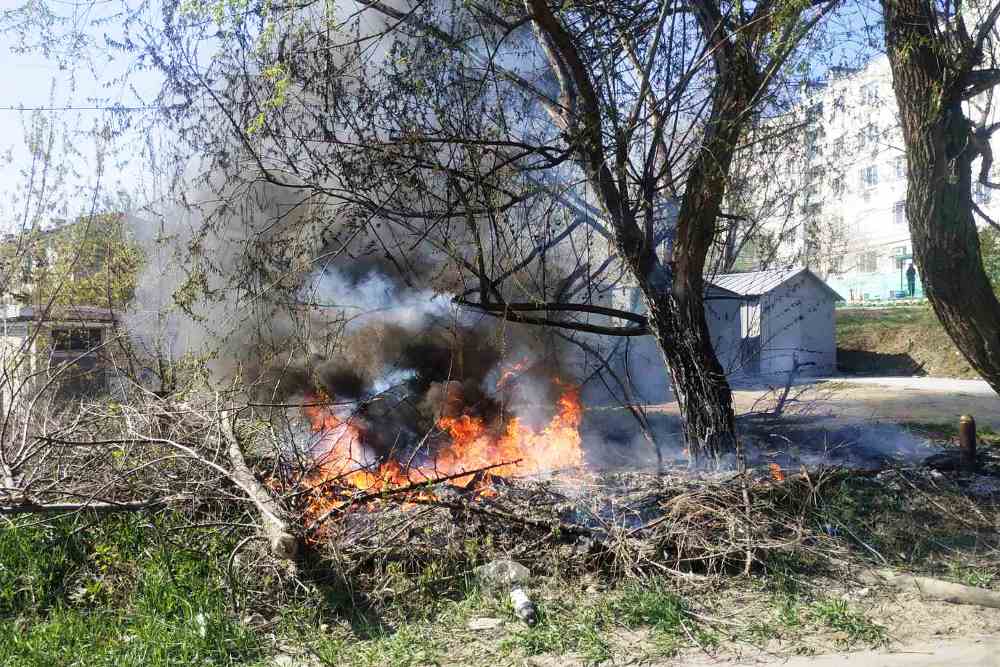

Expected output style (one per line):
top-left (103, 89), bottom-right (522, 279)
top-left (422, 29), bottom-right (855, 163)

top-left (0, 0), bottom-right (166, 231)
top-left (0, 0), bottom-right (887, 233)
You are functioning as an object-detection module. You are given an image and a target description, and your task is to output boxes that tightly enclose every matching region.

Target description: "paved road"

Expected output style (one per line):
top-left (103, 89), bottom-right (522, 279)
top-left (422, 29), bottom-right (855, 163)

top-left (680, 637), bottom-right (1000, 666)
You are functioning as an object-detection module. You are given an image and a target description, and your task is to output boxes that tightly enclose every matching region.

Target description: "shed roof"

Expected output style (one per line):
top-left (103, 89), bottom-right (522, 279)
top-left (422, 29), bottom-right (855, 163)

top-left (709, 267), bottom-right (843, 301)
top-left (0, 304), bottom-right (118, 324)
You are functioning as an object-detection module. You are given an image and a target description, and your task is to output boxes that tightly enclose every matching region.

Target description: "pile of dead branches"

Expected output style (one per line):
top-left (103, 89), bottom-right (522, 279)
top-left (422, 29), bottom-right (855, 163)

top-left (303, 467), bottom-right (850, 593)
top-left (0, 392), bottom-right (872, 606)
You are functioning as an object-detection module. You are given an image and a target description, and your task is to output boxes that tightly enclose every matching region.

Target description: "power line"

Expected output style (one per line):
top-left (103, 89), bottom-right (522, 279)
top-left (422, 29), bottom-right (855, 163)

top-left (0, 104), bottom-right (163, 112)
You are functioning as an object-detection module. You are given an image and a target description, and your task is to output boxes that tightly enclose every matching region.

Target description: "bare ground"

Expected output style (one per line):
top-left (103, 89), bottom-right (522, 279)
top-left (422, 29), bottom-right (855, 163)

top-left (640, 376), bottom-right (1000, 430)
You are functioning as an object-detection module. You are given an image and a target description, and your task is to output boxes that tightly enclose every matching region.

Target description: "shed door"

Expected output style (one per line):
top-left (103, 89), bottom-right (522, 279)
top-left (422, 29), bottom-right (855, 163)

top-left (740, 298), bottom-right (762, 375)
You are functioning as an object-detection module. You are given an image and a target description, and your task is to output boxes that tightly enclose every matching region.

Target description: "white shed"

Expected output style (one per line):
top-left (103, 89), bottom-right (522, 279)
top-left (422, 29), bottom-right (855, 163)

top-left (601, 283), bottom-right (743, 402)
top-left (592, 267), bottom-right (840, 405)
top-left (709, 267), bottom-right (842, 378)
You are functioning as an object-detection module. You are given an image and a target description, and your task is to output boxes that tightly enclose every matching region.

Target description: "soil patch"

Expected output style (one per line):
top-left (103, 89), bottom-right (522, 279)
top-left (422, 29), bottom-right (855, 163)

top-left (836, 307), bottom-right (978, 379)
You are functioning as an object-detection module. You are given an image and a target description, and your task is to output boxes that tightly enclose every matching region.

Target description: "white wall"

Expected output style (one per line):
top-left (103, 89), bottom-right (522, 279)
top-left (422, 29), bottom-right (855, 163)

top-left (705, 297), bottom-right (743, 374)
top-left (0, 322), bottom-right (33, 415)
top-left (757, 277), bottom-right (835, 377)
top-left (798, 296), bottom-right (836, 374)
top-left (759, 284), bottom-right (802, 377)
top-left (601, 287), bottom-right (744, 402)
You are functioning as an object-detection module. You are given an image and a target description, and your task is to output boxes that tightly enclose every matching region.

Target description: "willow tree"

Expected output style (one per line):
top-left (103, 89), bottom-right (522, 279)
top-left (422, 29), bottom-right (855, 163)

top-left (881, 0), bottom-right (1000, 393)
top-left (119, 0), bottom-right (837, 463)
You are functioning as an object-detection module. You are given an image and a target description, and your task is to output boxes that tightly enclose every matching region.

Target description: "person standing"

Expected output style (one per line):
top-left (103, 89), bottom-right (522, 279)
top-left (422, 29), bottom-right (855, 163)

top-left (906, 263), bottom-right (916, 297)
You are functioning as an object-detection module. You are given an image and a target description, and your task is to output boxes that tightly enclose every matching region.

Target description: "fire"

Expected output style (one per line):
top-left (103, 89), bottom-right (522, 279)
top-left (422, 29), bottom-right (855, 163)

top-left (769, 462), bottom-right (785, 482)
top-left (297, 381), bottom-right (585, 527)
top-left (495, 358), bottom-right (530, 391)
top-left (436, 388), bottom-right (584, 482)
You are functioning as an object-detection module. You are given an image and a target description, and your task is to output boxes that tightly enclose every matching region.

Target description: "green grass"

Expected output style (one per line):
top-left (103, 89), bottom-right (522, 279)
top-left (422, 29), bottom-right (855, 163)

top-left (498, 578), bottom-right (704, 664)
top-left (902, 421), bottom-right (1000, 447)
top-left (0, 513), bottom-right (716, 666)
top-left (836, 305), bottom-right (936, 332)
top-left (315, 622), bottom-right (444, 667)
top-left (0, 514), bottom-right (265, 667)
top-left (809, 599), bottom-right (887, 647)
top-left (945, 562), bottom-right (1000, 589)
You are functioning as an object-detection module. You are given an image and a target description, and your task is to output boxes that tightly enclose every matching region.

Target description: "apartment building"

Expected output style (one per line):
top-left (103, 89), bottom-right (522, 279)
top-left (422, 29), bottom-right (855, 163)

top-left (753, 55), bottom-right (1000, 303)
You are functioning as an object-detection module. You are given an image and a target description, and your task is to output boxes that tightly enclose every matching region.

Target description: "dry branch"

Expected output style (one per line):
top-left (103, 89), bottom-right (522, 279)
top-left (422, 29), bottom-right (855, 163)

top-left (221, 417), bottom-right (300, 560)
top-left (305, 459), bottom-right (523, 534)
top-left (0, 499), bottom-right (169, 514)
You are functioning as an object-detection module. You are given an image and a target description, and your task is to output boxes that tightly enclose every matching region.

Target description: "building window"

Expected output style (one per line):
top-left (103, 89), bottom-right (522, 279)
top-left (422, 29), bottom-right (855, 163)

top-left (857, 123), bottom-right (879, 149)
top-left (893, 246), bottom-right (909, 269)
top-left (860, 165), bottom-right (879, 188)
top-left (805, 202), bottom-right (822, 217)
top-left (860, 82), bottom-right (879, 106)
top-left (51, 328), bottom-right (102, 352)
top-left (805, 129), bottom-right (820, 159)
top-left (859, 251), bottom-right (879, 273)
top-left (894, 156), bottom-right (906, 179)
top-left (893, 201), bottom-right (906, 225)
top-left (20, 255), bottom-right (33, 283)
top-left (975, 183), bottom-right (992, 204)
top-left (781, 225), bottom-right (799, 245)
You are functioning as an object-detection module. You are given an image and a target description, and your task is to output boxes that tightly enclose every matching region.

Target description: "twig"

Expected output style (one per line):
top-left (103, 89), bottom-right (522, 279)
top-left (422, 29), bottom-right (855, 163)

top-left (305, 459), bottom-right (523, 534)
top-left (0, 499), bottom-right (168, 514)
top-left (402, 495), bottom-right (597, 537)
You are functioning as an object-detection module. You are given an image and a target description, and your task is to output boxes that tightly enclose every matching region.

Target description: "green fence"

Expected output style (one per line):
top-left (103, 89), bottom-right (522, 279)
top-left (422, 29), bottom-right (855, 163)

top-left (826, 268), bottom-right (924, 304)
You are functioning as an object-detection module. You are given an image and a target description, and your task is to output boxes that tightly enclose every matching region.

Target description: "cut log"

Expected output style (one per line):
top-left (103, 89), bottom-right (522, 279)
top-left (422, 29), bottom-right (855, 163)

top-left (869, 569), bottom-right (1000, 609)
top-left (221, 418), bottom-right (299, 560)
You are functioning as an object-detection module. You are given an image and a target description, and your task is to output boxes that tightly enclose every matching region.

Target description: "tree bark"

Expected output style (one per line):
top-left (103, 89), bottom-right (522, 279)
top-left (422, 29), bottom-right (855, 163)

top-left (883, 0), bottom-right (1000, 394)
top-left (627, 32), bottom-right (759, 465)
top-left (642, 286), bottom-right (739, 463)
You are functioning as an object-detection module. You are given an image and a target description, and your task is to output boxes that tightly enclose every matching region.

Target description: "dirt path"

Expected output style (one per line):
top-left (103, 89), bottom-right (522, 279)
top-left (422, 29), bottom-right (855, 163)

top-left (680, 636), bottom-right (1000, 665)
top-left (648, 376), bottom-right (1000, 430)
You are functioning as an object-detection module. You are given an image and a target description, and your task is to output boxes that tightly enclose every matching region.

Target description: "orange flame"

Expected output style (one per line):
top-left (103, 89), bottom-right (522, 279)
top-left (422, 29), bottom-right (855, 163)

top-left (769, 463), bottom-right (785, 482)
top-left (297, 383), bottom-right (585, 527)
top-left (495, 358), bottom-right (530, 391)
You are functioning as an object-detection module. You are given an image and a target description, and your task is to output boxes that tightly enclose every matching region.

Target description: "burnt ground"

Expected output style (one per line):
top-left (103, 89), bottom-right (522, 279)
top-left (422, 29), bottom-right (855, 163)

top-left (583, 376), bottom-right (1000, 474)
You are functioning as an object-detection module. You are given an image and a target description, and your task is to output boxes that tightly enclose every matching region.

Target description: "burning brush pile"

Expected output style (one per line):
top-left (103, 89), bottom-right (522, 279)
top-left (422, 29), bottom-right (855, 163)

top-left (263, 343), bottom-right (838, 583)
top-left (295, 368), bottom-right (586, 532)
top-left (245, 269), bottom-right (843, 583)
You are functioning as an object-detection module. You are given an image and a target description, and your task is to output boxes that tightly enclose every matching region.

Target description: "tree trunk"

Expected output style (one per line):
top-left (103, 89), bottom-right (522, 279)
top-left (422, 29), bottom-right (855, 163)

top-left (631, 54), bottom-right (756, 465)
top-left (884, 0), bottom-right (1000, 394)
top-left (643, 284), bottom-right (739, 465)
